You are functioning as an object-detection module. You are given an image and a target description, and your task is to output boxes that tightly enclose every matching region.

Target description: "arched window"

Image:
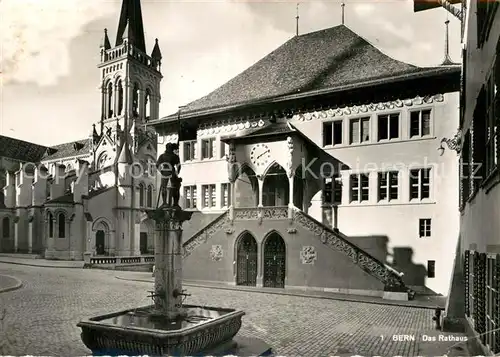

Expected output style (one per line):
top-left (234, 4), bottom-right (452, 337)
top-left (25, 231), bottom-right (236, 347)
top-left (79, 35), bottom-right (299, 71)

top-left (139, 184), bottom-right (145, 207)
top-left (48, 212), bottom-right (54, 237)
top-left (58, 213), bottom-right (65, 238)
top-left (147, 185), bottom-right (153, 207)
top-left (117, 79), bottom-right (124, 116)
top-left (145, 88), bottom-right (151, 121)
top-left (107, 82), bottom-right (113, 118)
top-left (2, 217), bottom-right (9, 238)
top-left (132, 83), bottom-right (139, 117)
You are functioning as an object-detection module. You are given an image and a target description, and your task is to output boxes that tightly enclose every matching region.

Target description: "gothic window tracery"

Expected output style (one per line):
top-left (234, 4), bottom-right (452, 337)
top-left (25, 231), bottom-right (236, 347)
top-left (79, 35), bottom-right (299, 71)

top-left (107, 82), bottom-right (113, 118)
top-left (117, 79), bottom-right (124, 116)
top-left (147, 185), bottom-right (153, 207)
top-left (132, 83), bottom-right (140, 117)
top-left (139, 183), bottom-right (145, 207)
top-left (145, 88), bottom-right (151, 121)
top-left (58, 213), bottom-right (65, 238)
top-left (48, 212), bottom-right (54, 237)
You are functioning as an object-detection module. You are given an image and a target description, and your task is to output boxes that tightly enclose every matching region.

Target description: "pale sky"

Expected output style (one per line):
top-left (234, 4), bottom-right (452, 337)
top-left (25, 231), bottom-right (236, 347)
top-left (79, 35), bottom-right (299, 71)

top-left (0, 0), bottom-right (461, 146)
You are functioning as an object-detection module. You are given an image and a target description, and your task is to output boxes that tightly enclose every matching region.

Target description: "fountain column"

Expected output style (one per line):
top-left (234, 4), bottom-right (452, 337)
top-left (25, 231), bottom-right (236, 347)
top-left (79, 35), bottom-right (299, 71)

top-left (151, 206), bottom-right (193, 319)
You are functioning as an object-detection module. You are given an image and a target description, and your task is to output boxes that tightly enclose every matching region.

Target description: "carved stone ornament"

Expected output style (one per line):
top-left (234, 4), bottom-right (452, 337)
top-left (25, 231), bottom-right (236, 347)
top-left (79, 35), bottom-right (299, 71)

top-left (300, 246), bottom-right (317, 264)
top-left (183, 211), bottom-right (229, 258)
top-left (286, 136), bottom-right (294, 178)
top-left (287, 227), bottom-right (297, 234)
top-left (227, 142), bottom-right (237, 182)
top-left (234, 207), bottom-right (288, 220)
top-left (210, 245), bottom-right (223, 262)
top-left (225, 227), bottom-right (235, 234)
top-left (293, 94), bottom-right (444, 122)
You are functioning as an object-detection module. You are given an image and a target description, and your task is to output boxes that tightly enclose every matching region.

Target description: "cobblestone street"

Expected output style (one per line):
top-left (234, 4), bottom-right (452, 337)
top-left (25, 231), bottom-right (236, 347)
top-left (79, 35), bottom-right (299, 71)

top-left (0, 263), bottom-right (468, 356)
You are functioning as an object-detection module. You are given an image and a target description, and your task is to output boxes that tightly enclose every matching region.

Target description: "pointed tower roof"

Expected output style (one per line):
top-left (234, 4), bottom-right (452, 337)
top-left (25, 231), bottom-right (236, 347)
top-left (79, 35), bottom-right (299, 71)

top-left (116, 0), bottom-right (146, 53)
top-left (151, 38), bottom-right (162, 60)
top-left (101, 28), bottom-right (111, 50)
top-left (118, 143), bottom-right (133, 164)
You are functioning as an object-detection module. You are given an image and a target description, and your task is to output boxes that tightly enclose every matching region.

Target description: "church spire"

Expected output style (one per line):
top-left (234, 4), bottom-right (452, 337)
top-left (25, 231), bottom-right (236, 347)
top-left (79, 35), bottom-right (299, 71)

top-left (441, 19), bottom-right (455, 65)
top-left (101, 28), bottom-right (111, 50)
top-left (116, 0), bottom-right (146, 53)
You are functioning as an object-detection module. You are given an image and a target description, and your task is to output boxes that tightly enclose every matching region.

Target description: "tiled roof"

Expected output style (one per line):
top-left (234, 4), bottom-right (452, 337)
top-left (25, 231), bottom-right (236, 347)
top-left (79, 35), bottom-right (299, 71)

top-left (42, 139), bottom-right (91, 162)
top-left (162, 25), bottom-right (458, 118)
top-left (0, 135), bottom-right (48, 163)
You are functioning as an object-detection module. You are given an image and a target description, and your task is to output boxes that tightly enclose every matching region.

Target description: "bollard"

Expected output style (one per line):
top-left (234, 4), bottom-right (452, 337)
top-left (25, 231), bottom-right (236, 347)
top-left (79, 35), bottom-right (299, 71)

top-left (432, 307), bottom-right (442, 330)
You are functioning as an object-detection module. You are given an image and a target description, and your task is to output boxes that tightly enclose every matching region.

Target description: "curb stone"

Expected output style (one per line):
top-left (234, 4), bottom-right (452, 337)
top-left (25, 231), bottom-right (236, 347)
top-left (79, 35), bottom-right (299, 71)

top-left (0, 260), bottom-right (83, 269)
top-left (114, 275), bottom-right (443, 310)
top-left (0, 274), bottom-right (23, 294)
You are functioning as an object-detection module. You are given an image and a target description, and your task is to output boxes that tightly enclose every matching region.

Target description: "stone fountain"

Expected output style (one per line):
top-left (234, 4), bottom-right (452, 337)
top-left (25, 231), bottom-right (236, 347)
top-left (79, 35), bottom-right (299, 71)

top-left (77, 143), bottom-right (272, 356)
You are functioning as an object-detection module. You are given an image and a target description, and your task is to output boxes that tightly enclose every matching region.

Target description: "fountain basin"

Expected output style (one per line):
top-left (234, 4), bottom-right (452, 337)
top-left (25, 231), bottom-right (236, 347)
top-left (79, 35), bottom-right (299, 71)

top-left (77, 304), bottom-right (245, 356)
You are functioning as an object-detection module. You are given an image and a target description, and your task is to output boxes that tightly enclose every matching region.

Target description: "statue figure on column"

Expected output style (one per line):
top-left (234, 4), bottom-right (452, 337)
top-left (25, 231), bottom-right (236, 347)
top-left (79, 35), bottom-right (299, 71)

top-left (156, 143), bottom-right (182, 208)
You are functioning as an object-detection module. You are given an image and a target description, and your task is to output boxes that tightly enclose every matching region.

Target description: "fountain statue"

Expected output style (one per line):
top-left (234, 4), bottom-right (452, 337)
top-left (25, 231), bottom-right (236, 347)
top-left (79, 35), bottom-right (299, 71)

top-left (77, 144), bottom-right (272, 356)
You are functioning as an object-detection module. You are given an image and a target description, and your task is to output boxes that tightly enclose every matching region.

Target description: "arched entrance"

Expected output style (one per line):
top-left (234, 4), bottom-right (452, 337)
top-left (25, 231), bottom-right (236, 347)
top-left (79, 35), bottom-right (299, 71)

top-left (96, 230), bottom-right (105, 255)
top-left (140, 232), bottom-right (148, 254)
top-left (263, 232), bottom-right (286, 288)
top-left (234, 165), bottom-right (259, 208)
top-left (236, 232), bottom-right (258, 286)
top-left (262, 163), bottom-right (289, 206)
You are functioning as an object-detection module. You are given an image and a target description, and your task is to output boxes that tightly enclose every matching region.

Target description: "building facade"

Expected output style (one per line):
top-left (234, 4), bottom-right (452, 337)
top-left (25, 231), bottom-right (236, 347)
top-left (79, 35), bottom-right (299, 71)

top-left (442, 0), bottom-right (500, 353)
top-left (150, 25), bottom-right (461, 297)
top-left (0, 0), bottom-right (160, 260)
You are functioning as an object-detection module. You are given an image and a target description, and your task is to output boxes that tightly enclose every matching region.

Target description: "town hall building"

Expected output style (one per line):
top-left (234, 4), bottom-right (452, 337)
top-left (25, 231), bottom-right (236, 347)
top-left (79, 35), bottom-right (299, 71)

top-left (150, 24), bottom-right (461, 297)
top-left (0, 0), bottom-right (461, 299)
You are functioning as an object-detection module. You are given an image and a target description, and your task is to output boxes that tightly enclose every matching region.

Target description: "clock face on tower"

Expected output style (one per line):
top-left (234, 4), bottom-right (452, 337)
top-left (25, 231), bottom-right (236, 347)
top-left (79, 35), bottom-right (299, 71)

top-left (250, 143), bottom-right (271, 167)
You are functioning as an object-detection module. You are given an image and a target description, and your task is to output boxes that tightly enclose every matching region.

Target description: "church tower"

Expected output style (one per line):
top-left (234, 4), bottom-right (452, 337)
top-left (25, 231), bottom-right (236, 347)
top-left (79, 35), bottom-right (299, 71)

top-left (97, 0), bottom-right (162, 160)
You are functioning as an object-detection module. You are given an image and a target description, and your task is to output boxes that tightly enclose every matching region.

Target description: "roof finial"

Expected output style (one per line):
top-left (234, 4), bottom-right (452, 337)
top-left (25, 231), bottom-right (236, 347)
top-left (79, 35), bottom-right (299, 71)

top-left (441, 17), bottom-right (454, 65)
top-left (296, 3), bottom-right (300, 37)
top-left (341, 2), bottom-right (345, 25)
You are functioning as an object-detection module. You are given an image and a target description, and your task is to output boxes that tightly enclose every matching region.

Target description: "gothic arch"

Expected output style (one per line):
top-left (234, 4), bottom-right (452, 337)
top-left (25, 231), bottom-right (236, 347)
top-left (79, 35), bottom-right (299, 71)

top-left (262, 161), bottom-right (285, 179)
top-left (261, 230), bottom-right (287, 288)
top-left (92, 217), bottom-right (113, 232)
top-left (147, 185), bottom-right (153, 207)
top-left (234, 230), bottom-right (258, 287)
top-left (138, 183), bottom-right (145, 207)
top-left (233, 229), bottom-right (257, 255)
top-left (262, 163), bottom-right (288, 207)
top-left (261, 229), bottom-right (288, 251)
top-left (57, 212), bottom-right (66, 238)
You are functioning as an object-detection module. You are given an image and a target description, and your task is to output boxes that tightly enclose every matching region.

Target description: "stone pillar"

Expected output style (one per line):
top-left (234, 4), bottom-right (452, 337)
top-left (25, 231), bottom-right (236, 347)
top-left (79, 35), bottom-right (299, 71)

top-left (28, 216), bottom-right (33, 253)
top-left (229, 180), bottom-right (236, 219)
top-left (226, 141), bottom-right (237, 220)
top-left (133, 222), bottom-right (141, 255)
top-left (287, 171), bottom-right (294, 219)
top-left (14, 218), bottom-right (19, 252)
top-left (333, 204), bottom-right (339, 231)
top-left (257, 177), bottom-right (264, 208)
top-left (151, 207), bottom-right (193, 319)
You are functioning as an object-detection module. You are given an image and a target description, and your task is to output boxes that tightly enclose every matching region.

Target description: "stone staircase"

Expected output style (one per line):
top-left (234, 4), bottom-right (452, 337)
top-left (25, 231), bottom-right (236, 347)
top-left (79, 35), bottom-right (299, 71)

top-left (290, 209), bottom-right (409, 294)
top-left (180, 206), bottom-right (411, 298)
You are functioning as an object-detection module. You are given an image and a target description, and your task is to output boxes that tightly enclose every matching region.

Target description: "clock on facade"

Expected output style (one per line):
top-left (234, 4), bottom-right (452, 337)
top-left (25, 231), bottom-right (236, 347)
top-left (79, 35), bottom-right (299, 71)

top-left (250, 143), bottom-right (271, 167)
